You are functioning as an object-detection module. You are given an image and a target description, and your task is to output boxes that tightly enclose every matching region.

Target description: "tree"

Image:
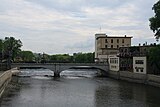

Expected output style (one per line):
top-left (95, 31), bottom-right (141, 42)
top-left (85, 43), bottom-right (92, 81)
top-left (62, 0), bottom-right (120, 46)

top-left (0, 39), bottom-right (3, 52)
top-left (0, 39), bottom-right (3, 60)
top-left (49, 54), bottom-right (71, 63)
top-left (73, 52), bottom-right (94, 63)
top-left (3, 37), bottom-right (22, 61)
top-left (19, 51), bottom-right (35, 62)
top-left (148, 45), bottom-right (160, 75)
top-left (149, 0), bottom-right (160, 41)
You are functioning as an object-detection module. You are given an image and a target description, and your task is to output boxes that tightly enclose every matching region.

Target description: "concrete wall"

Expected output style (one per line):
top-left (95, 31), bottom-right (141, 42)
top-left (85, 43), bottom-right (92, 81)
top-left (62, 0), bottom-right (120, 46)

top-left (108, 70), bottom-right (160, 88)
top-left (0, 70), bottom-right (12, 98)
top-left (147, 75), bottom-right (160, 87)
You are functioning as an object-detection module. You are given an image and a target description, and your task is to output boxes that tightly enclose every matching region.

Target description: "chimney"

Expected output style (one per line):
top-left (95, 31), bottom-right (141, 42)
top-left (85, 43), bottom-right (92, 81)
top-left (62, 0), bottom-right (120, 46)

top-left (145, 42), bottom-right (147, 45)
top-left (139, 43), bottom-right (141, 46)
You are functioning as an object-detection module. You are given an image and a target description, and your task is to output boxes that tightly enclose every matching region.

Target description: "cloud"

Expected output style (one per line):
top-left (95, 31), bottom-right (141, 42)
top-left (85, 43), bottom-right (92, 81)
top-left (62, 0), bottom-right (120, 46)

top-left (0, 0), bottom-right (159, 54)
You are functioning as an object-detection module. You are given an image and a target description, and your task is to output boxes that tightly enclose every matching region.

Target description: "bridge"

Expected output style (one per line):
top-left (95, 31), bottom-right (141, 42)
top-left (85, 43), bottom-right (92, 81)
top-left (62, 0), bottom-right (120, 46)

top-left (11, 63), bottom-right (109, 77)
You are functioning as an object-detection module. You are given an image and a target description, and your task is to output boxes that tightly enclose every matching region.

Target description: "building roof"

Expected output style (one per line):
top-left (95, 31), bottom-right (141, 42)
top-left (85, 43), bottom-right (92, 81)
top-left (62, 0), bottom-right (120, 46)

top-left (119, 44), bottom-right (158, 49)
top-left (96, 35), bottom-right (133, 39)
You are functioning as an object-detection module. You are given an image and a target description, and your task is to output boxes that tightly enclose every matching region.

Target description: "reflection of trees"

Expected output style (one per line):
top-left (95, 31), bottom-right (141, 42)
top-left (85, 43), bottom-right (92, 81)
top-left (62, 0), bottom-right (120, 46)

top-left (94, 80), bottom-right (159, 107)
top-left (145, 86), bottom-right (160, 106)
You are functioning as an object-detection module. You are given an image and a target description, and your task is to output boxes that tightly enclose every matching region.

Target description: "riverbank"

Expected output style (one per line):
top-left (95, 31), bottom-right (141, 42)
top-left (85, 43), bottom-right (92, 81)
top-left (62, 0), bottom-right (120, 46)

top-left (108, 70), bottom-right (160, 88)
top-left (0, 68), bottom-right (19, 98)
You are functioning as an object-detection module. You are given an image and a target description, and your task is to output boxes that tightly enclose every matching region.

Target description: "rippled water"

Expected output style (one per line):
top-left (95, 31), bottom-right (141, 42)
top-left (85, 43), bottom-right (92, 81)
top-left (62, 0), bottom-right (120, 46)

top-left (0, 69), bottom-right (160, 107)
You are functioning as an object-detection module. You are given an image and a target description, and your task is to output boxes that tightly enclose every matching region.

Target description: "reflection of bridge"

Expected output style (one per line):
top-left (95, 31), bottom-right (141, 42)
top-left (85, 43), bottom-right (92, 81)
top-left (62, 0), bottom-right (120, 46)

top-left (11, 63), bottom-right (109, 77)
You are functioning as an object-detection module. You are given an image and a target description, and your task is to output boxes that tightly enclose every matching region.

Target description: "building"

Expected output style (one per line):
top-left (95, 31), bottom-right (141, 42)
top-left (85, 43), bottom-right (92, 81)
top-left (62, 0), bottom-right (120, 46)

top-left (95, 33), bottom-right (132, 62)
top-left (108, 55), bottom-right (119, 71)
top-left (133, 56), bottom-right (147, 74)
top-left (118, 44), bottom-right (157, 73)
top-left (118, 46), bottom-right (139, 71)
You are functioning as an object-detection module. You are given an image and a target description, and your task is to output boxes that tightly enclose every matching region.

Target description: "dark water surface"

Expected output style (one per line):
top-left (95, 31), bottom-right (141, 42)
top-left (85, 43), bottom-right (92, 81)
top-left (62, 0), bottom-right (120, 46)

top-left (0, 69), bottom-right (160, 107)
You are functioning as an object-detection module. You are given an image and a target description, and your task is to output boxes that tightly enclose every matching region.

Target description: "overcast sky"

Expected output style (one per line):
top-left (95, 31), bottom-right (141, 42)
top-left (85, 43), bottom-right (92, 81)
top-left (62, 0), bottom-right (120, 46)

top-left (0, 0), bottom-right (159, 54)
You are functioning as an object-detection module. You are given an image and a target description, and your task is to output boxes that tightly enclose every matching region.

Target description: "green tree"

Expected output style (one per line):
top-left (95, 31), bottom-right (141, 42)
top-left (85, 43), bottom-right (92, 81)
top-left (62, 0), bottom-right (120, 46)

top-left (19, 51), bottom-right (35, 62)
top-left (3, 37), bottom-right (22, 61)
top-left (0, 39), bottom-right (3, 60)
top-left (50, 54), bottom-right (71, 63)
top-left (149, 0), bottom-right (160, 40)
top-left (74, 53), bottom-right (84, 63)
top-left (0, 39), bottom-right (3, 52)
top-left (148, 45), bottom-right (160, 75)
top-left (73, 52), bottom-right (94, 63)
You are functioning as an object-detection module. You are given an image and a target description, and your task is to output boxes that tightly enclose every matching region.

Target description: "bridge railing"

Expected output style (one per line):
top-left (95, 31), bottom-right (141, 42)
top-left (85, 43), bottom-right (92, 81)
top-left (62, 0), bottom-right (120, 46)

top-left (11, 62), bottom-right (108, 65)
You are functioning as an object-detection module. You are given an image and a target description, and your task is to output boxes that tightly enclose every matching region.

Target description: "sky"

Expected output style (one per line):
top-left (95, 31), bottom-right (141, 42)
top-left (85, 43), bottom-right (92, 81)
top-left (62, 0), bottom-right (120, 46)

top-left (0, 0), bottom-right (159, 54)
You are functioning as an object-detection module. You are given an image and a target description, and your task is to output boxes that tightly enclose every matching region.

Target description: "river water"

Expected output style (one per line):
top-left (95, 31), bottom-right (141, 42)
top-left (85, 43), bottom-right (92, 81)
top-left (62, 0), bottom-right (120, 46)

top-left (0, 69), bottom-right (160, 107)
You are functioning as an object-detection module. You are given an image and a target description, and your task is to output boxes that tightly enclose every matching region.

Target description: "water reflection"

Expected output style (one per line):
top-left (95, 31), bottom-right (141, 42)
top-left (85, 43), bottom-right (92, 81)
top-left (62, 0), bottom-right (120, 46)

top-left (94, 78), bottom-right (160, 107)
top-left (0, 69), bottom-right (160, 107)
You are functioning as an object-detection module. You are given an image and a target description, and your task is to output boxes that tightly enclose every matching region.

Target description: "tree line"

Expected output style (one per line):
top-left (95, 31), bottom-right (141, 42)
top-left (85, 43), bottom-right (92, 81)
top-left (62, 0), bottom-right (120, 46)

top-left (0, 37), bottom-right (94, 63)
top-left (18, 52), bottom-right (94, 63)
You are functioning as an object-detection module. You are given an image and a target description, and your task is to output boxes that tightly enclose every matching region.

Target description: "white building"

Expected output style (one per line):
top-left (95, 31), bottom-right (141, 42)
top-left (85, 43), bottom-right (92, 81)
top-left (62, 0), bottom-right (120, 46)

top-left (108, 55), bottom-right (119, 71)
top-left (95, 33), bottom-right (132, 62)
top-left (133, 57), bottom-right (147, 74)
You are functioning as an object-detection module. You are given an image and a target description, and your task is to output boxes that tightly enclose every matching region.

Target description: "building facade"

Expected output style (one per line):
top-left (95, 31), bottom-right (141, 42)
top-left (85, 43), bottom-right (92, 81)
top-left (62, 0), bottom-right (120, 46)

top-left (133, 56), bottom-right (147, 74)
top-left (108, 55), bottom-right (119, 71)
top-left (118, 44), bottom-right (157, 73)
top-left (95, 33), bottom-right (132, 62)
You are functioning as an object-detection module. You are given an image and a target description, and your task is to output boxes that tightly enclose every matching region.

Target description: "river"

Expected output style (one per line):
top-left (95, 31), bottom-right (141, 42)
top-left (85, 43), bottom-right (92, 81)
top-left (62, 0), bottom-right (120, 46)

top-left (0, 69), bottom-right (160, 107)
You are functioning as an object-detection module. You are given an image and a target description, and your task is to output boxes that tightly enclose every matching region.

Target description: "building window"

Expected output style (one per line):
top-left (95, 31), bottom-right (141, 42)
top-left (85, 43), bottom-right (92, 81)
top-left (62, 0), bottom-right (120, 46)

top-left (136, 68), bottom-right (139, 72)
top-left (110, 58), bottom-right (118, 64)
top-left (120, 49), bottom-right (123, 52)
top-left (111, 45), bottom-right (113, 48)
top-left (117, 45), bottom-right (119, 48)
top-left (141, 69), bottom-right (143, 72)
top-left (122, 39), bottom-right (124, 43)
top-left (135, 60), bottom-right (144, 64)
top-left (105, 45), bottom-right (108, 48)
top-left (111, 39), bottom-right (113, 43)
top-left (105, 39), bottom-right (108, 43)
top-left (117, 39), bottom-right (119, 43)
top-left (111, 66), bottom-right (116, 68)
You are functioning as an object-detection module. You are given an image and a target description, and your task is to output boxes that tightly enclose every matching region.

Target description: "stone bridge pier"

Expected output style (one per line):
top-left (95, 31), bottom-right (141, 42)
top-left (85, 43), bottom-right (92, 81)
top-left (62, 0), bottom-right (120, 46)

top-left (11, 63), bottom-right (109, 77)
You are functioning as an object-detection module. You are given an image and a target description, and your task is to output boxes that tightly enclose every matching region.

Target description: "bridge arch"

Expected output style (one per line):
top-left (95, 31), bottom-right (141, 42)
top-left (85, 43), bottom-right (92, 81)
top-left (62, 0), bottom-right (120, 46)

top-left (56, 66), bottom-right (108, 77)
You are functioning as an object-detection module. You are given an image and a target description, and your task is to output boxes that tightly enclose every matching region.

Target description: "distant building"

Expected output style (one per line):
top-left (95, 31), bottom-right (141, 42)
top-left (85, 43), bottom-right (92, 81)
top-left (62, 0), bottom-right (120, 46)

top-left (95, 33), bottom-right (132, 62)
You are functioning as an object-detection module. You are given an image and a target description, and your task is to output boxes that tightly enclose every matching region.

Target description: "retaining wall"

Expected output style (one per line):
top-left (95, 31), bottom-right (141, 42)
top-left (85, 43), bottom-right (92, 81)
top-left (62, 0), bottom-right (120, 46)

top-left (108, 70), bottom-right (160, 88)
top-left (0, 70), bottom-right (12, 98)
